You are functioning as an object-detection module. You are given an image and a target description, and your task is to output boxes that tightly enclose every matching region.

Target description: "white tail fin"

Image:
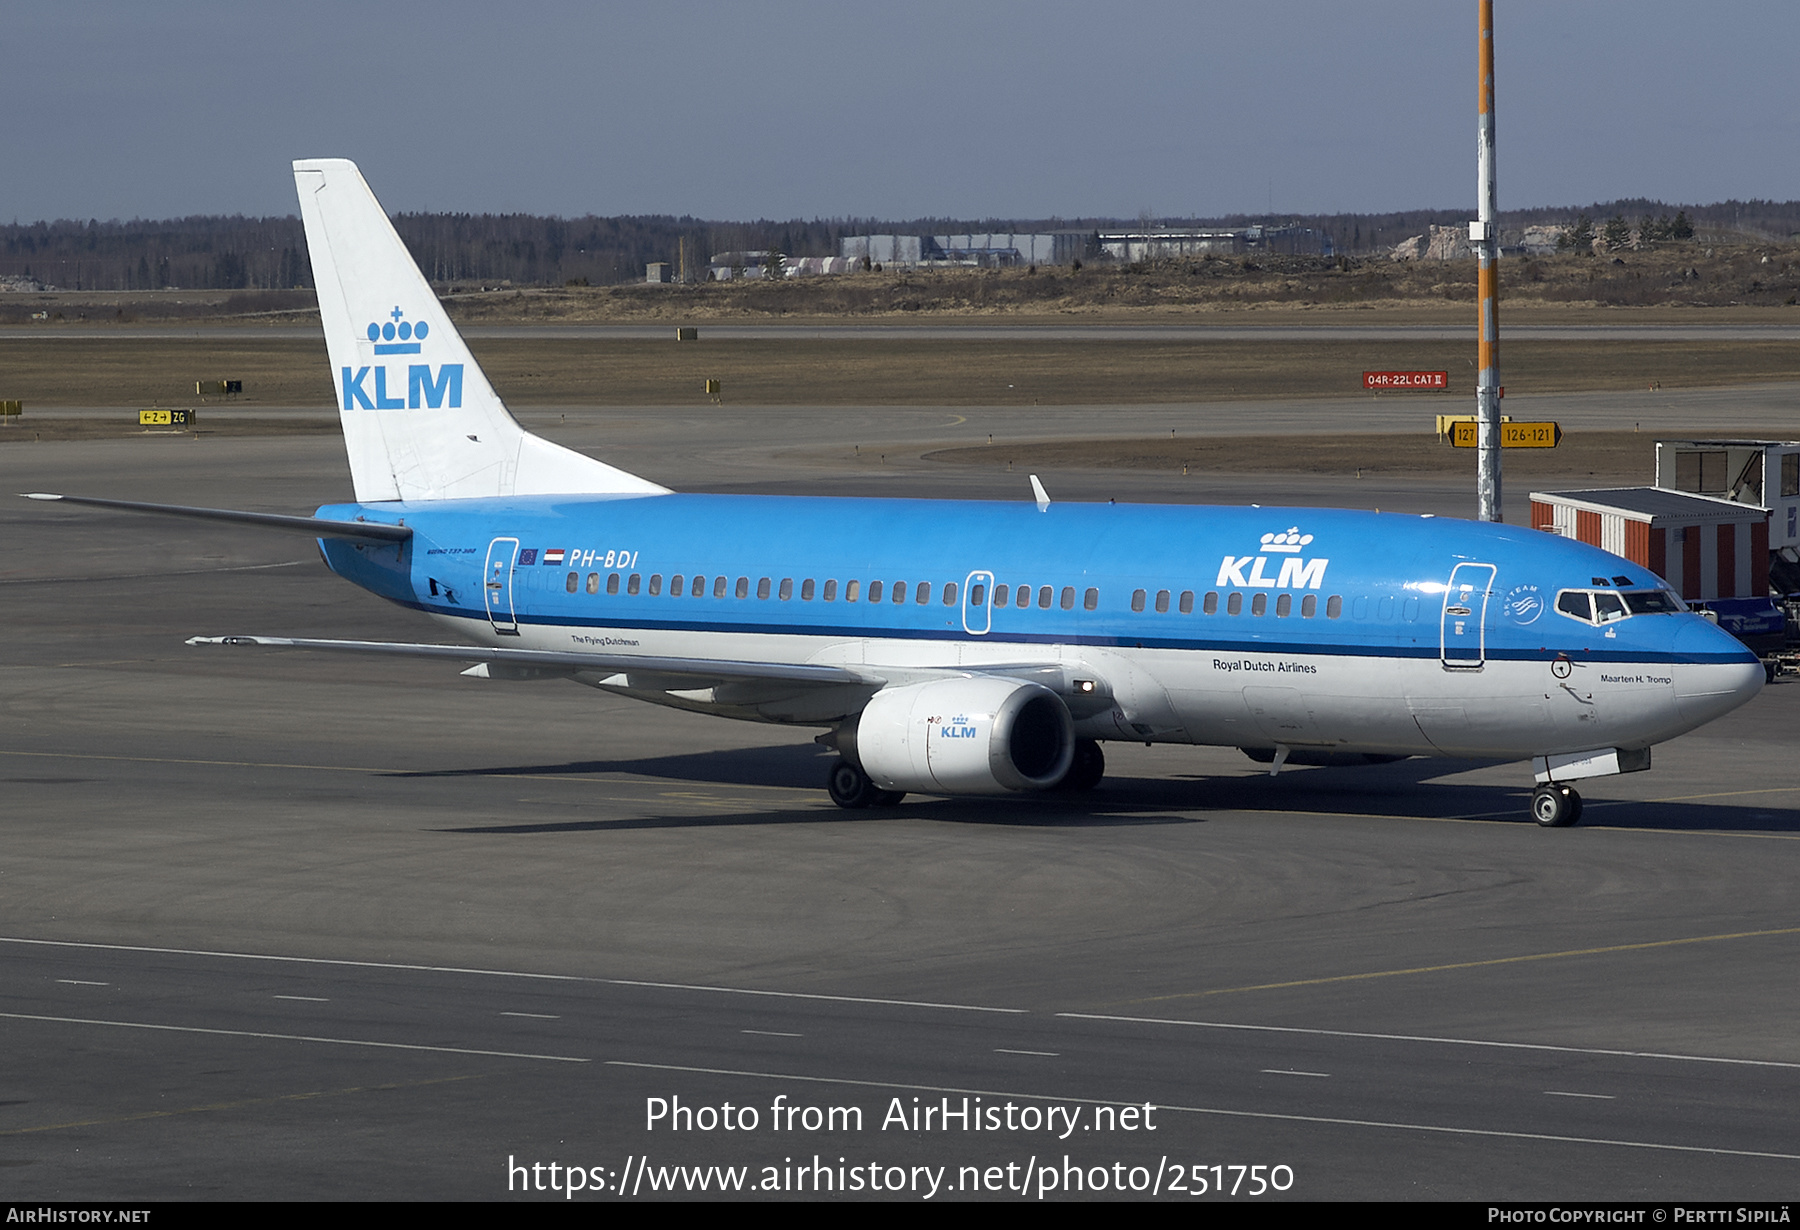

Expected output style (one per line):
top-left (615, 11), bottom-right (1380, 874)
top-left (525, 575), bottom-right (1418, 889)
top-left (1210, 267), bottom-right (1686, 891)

top-left (293, 158), bottom-right (667, 502)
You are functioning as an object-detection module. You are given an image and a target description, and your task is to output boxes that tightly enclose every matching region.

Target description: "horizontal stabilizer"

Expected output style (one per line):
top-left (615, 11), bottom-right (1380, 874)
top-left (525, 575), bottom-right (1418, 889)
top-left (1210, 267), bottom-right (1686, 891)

top-left (188, 635), bottom-right (872, 688)
top-left (24, 493), bottom-right (411, 543)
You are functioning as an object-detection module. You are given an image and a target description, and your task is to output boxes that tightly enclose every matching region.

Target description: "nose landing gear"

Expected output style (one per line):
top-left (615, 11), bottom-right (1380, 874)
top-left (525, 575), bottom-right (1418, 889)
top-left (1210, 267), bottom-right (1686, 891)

top-left (1531, 783), bottom-right (1582, 827)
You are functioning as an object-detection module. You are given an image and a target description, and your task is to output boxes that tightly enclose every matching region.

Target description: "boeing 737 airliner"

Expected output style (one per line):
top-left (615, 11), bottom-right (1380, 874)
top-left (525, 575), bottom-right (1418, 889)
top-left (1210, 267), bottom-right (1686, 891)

top-left (30, 160), bottom-right (1765, 825)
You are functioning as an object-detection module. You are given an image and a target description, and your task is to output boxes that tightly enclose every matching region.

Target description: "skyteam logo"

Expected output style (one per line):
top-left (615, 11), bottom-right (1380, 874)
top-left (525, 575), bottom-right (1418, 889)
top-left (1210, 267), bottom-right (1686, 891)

top-left (1217, 526), bottom-right (1329, 589)
top-left (342, 305), bottom-right (462, 411)
top-left (1501, 583), bottom-right (1545, 626)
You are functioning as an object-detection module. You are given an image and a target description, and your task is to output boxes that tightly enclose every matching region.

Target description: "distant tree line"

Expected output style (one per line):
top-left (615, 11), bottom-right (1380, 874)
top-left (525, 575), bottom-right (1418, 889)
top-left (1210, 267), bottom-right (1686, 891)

top-left (5, 198), bottom-right (1799, 291)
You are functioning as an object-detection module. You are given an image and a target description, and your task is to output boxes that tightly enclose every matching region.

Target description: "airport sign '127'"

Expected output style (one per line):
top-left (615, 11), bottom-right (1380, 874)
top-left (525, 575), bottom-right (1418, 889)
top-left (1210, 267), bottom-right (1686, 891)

top-left (1364, 370), bottom-right (1448, 389)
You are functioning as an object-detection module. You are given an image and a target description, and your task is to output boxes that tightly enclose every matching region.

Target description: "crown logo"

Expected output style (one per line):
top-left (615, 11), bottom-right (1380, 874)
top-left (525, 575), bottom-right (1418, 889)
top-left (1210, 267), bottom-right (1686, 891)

top-left (1260, 527), bottom-right (1313, 554)
top-left (365, 305), bottom-right (428, 354)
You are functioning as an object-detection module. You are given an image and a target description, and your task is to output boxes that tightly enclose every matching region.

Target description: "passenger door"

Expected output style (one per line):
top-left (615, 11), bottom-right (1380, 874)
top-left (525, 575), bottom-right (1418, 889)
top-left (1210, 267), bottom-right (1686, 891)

top-left (485, 537), bottom-right (520, 636)
top-left (1441, 562), bottom-right (1497, 668)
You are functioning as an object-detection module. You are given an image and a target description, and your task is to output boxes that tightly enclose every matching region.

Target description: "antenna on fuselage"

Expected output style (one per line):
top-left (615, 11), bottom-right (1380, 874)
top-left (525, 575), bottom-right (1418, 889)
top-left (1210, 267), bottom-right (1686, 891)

top-left (1029, 474), bottom-right (1051, 513)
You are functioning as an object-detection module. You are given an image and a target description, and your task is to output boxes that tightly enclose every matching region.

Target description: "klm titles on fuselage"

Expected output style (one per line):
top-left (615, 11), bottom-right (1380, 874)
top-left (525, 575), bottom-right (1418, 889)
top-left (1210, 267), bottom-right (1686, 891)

top-left (342, 308), bottom-right (462, 410)
top-left (1217, 528), bottom-right (1329, 590)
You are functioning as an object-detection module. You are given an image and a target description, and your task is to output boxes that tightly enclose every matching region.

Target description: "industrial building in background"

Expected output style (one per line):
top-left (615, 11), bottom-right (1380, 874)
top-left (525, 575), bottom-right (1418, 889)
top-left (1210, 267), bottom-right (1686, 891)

top-left (1532, 439), bottom-right (1800, 665)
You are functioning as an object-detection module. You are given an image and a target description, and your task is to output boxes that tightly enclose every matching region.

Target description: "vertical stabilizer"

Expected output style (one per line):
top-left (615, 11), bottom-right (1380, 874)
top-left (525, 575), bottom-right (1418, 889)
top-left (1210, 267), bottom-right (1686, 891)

top-left (293, 158), bottom-right (667, 502)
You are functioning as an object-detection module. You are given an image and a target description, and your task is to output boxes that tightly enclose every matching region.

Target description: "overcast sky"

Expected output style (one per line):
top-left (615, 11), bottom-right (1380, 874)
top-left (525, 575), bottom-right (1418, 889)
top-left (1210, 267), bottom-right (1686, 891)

top-left (9, 2), bottom-right (1798, 223)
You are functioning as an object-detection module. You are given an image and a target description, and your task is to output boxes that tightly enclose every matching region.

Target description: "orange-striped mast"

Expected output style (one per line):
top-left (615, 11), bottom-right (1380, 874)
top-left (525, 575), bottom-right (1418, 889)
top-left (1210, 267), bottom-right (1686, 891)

top-left (1475, 0), bottom-right (1502, 521)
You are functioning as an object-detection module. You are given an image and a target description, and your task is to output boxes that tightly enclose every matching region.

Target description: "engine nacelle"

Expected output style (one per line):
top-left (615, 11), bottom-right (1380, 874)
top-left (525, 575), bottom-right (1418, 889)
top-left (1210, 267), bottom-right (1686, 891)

top-left (851, 677), bottom-right (1075, 795)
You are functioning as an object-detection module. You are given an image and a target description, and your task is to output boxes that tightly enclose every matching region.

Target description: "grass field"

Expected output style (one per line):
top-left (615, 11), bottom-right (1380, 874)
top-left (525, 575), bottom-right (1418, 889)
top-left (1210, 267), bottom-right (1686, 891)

top-left (4, 333), bottom-right (1799, 410)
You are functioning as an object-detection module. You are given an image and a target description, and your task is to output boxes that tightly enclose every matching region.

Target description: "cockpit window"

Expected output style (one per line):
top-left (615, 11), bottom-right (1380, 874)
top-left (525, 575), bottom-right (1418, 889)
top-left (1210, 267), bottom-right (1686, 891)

top-left (1623, 590), bottom-right (1682, 615)
top-left (1556, 591), bottom-right (1593, 622)
top-left (1594, 591), bottom-right (1627, 624)
top-left (1558, 587), bottom-right (1683, 625)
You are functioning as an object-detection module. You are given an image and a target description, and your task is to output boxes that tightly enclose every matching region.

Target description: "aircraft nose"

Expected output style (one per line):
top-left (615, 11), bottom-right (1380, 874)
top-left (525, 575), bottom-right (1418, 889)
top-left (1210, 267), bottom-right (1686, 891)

top-left (1671, 618), bottom-right (1764, 725)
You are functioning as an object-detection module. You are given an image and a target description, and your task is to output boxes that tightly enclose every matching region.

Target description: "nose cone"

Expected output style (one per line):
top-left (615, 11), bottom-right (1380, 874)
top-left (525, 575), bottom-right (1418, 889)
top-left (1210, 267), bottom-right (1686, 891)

top-left (1671, 618), bottom-right (1765, 726)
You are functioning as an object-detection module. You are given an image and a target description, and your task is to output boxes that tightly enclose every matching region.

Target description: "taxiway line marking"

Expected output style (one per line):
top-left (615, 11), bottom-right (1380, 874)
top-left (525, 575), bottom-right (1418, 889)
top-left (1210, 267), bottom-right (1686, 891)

top-left (0, 1011), bottom-right (589, 1063)
top-left (603, 1060), bottom-right (1800, 1162)
top-left (1057, 1013), bottom-right (1800, 1071)
top-left (0, 936), bottom-right (1026, 1015)
top-left (1119, 925), bottom-right (1800, 1004)
top-left (0, 1074), bottom-right (486, 1137)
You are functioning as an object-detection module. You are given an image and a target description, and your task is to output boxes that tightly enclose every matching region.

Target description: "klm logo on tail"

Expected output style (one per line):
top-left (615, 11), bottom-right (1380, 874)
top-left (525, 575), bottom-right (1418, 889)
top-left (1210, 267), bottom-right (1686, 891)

top-left (342, 306), bottom-right (461, 410)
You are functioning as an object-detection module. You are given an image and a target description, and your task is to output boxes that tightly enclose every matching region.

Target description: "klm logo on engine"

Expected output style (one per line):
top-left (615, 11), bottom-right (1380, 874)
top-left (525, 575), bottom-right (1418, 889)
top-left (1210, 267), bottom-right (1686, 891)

top-left (341, 305), bottom-right (461, 410)
top-left (1217, 527), bottom-right (1329, 590)
top-left (941, 714), bottom-right (978, 739)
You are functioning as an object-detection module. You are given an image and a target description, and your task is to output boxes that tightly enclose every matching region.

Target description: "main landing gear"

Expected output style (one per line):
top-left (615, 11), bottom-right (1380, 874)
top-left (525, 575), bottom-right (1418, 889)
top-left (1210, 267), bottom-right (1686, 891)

top-left (1530, 783), bottom-right (1583, 827)
top-left (826, 759), bottom-right (904, 810)
top-left (1056, 739), bottom-right (1106, 792)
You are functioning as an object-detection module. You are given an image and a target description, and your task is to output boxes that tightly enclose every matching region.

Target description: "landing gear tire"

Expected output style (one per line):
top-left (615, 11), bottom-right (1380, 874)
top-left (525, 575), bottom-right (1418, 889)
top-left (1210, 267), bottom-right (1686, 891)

top-left (1057, 739), bottom-right (1106, 791)
top-left (828, 759), bottom-right (900, 809)
top-left (1531, 783), bottom-right (1582, 827)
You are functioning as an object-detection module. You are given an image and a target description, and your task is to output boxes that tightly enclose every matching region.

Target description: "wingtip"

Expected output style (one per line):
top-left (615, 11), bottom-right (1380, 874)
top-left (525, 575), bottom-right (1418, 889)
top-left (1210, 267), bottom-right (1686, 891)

top-left (22, 492), bottom-right (61, 501)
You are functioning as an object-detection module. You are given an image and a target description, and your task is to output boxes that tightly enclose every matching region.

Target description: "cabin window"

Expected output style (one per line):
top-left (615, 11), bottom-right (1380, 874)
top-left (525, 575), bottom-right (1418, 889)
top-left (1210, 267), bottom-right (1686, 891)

top-left (1178, 590), bottom-right (1194, 614)
top-left (1227, 592), bottom-right (1243, 616)
top-left (778, 578), bottom-right (793, 600)
top-left (868, 580), bottom-right (883, 602)
top-left (1061, 586), bottom-right (1076, 610)
top-left (943, 581), bottom-right (958, 605)
top-left (627, 573), bottom-right (641, 596)
top-left (823, 579), bottom-right (838, 601)
top-left (1276, 593), bottom-right (1292, 617)
top-left (1203, 591), bottom-right (1219, 615)
top-left (1131, 589), bottom-right (1146, 612)
top-left (1154, 590), bottom-right (1170, 613)
top-left (1328, 595), bottom-right (1344, 619)
top-left (916, 582), bottom-right (932, 605)
top-left (968, 583), bottom-right (985, 606)
top-left (891, 581), bottom-right (906, 604)
top-left (713, 576), bottom-right (728, 598)
top-left (648, 574), bottom-right (662, 596)
top-left (670, 575), bottom-right (685, 597)
top-left (801, 578), bottom-right (815, 600)
top-left (607, 573), bottom-right (621, 595)
top-left (995, 584), bottom-right (1010, 607)
top-left (1084, 587), bottom-right (1098, 611)
top-left (846, 580), bottom-right (860, 602)
top-left (736, 576), bottom-right (750, 599)
top-left (1038, 586), bottom-right (1052, 609)
top-left (754, 577), bottom-right (769, 599)
top-left (1301, 593), bottom-right (1317, 618)
top-left (586, 572), bottom-right (600, 595)
top-left (1251, 593), bottom-right (1268, 616)
top-left (1376, 595), bottom-right (1395, 620)
top-left (567, 571), bottom-right (579, 594)
top-left (1402, 595), bottom-right (1421, 622)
